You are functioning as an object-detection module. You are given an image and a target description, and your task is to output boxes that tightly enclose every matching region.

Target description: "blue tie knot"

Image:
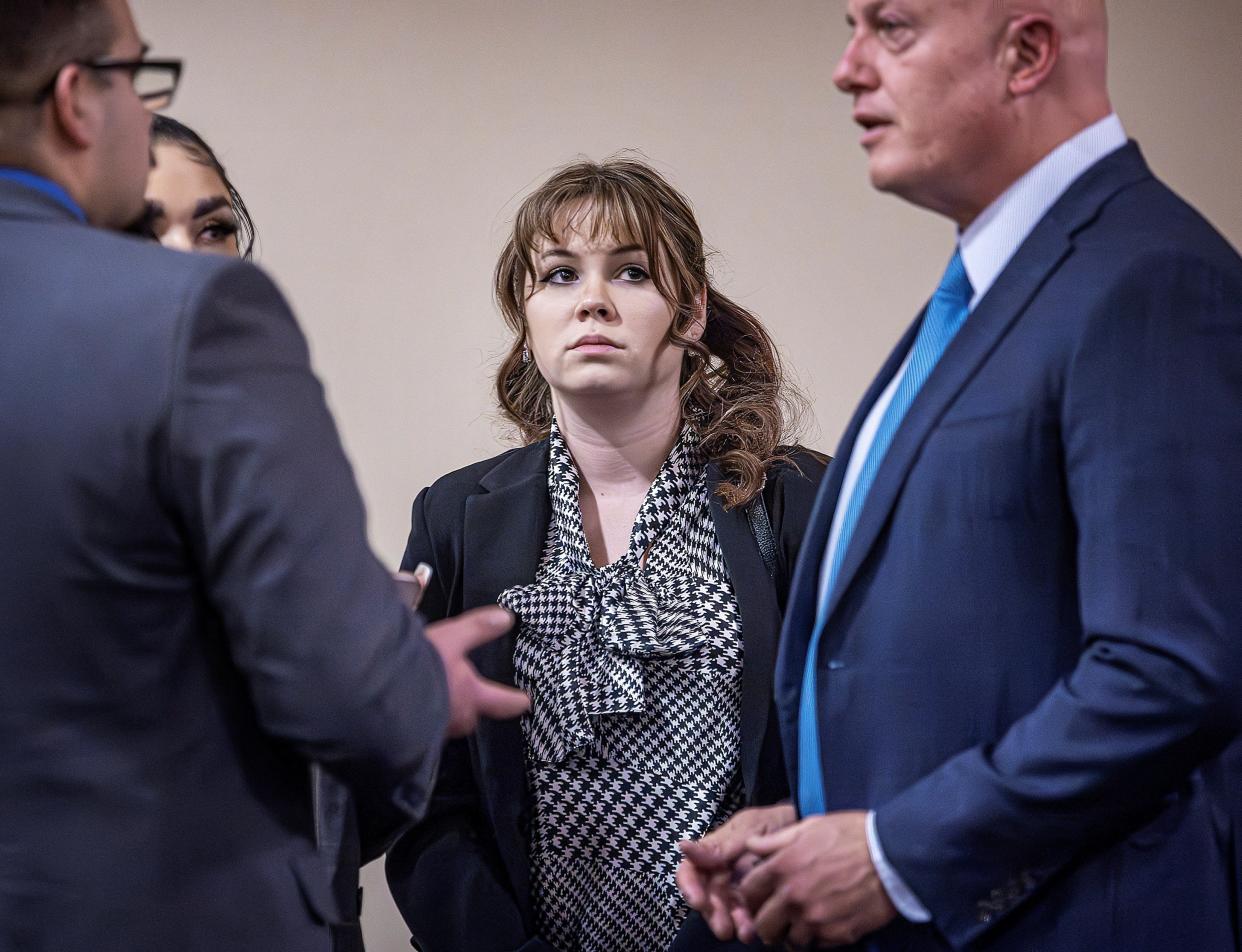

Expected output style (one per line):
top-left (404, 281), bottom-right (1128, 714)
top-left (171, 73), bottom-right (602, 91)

top-left (935, 249), bottom-right (973, 309)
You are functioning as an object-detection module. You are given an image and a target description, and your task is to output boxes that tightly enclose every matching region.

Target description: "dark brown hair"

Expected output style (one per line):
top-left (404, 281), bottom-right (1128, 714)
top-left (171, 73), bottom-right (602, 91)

top-left (151, 114), bottom-right (258, 258)
top-left (494, 156), bottom-right (806, 509)
top-left (0, 0), bottom-right (114, 102)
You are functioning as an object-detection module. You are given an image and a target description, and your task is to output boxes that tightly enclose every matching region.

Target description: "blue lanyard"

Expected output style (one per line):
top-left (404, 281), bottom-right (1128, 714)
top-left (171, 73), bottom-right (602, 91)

top-left (0, 167), bottom-right (86, 222)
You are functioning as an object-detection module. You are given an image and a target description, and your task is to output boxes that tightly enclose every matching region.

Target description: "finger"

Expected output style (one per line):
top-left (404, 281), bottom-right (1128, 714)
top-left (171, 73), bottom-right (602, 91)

top-left (747, 822), bottom-right (800, 857)
top-left (678, 838), bottom-right (733, 872)
top-left (737, 853), bottom-right (782, 909)
top-left (704, 882), bottom-right (738, 940)
top-left (729, 899), bottom-right (756, 943)
top-left (431, 605), bottom-right (515, 652)
top-left (675, 858), bottom-right (706, 910)
top-left (752, 887), bottom-right (794, 947)
top-left (470, 676), bottom-right (530, 719)
top-left (730, 850), bottom-right (763, 885)
top-left (786, 919), bottom-right (815, 950)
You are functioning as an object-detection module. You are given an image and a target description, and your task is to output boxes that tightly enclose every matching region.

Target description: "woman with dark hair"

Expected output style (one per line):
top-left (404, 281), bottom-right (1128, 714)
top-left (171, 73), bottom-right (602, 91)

top-left (144, 114), bottom-right (256, 257)
top-left (385, 156), bottom-right (827, 952)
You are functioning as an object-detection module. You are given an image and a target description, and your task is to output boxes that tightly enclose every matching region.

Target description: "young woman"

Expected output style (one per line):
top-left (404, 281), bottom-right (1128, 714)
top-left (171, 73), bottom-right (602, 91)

top-left (386, 157), bottom-right (827, 952)
top-left (143, 114), bottom-right (255, 257)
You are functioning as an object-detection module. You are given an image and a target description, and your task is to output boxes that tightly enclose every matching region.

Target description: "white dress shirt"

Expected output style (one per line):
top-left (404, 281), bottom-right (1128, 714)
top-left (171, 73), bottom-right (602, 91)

top-left (816, 114), bottom-right (1130, 922)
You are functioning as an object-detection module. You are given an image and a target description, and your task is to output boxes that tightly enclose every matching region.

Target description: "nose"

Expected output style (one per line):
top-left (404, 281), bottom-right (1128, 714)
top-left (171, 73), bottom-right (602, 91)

top-left (833, 33), bottom-right (877, 94)
top-left (576, 276), bottom-right (616, 321)
top-left (160, 227), bottom-right (194, 253)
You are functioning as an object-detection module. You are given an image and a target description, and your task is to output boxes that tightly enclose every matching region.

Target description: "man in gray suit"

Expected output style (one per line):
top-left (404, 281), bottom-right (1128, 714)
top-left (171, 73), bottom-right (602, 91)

top-left (0, 1), bottom-right (526, 949)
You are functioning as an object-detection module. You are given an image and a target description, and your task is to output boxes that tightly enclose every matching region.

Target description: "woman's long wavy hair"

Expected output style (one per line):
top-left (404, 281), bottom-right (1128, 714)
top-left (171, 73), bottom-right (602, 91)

top-left (494, 156), bottom-right (806, 509)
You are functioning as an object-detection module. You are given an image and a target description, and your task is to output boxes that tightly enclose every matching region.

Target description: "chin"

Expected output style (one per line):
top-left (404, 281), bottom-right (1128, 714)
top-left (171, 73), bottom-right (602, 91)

top-left (866, 155), bottom-right (908, 195)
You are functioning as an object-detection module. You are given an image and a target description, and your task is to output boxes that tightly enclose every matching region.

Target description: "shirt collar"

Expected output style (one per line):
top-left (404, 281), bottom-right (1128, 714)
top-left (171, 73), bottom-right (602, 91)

top-left (0, 167), bottom-right (87, 222)
top-left (959, 113), bottom-right (1127, 308)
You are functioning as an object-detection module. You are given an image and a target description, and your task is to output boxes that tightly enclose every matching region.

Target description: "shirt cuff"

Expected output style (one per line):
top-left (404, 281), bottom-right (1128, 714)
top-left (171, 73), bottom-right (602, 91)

top-left (866, 810), bottom-right (932, 923)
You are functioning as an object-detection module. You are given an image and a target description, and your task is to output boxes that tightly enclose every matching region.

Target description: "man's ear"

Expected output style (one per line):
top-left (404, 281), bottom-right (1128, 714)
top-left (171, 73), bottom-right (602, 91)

top-left (49, 64), bottom-right (102, 149)
top-left (1004, 14), bottom-right (1060, 97)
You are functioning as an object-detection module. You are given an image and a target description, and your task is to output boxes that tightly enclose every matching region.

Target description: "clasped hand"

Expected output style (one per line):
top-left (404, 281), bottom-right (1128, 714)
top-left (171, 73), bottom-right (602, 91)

top-left (676, 806), bottom-right (897, 949)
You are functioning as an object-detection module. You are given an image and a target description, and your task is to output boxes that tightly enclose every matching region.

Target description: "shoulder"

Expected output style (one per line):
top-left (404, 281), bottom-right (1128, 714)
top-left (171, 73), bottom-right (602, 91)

top-left (760, 446), bottom-right (829, 545)
top-left (768, 446), bottom-right (830, 494)
top-left (417, 441), bottom-right (548, 521)
top-left (1080, 160), bottom-right (1241, 280)
top-left (54, 228), bottom-right (294, 346)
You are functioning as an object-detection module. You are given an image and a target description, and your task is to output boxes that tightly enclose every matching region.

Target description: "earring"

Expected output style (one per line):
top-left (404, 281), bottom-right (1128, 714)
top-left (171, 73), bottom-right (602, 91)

top-left (521, 345), bottom-right (531, 364)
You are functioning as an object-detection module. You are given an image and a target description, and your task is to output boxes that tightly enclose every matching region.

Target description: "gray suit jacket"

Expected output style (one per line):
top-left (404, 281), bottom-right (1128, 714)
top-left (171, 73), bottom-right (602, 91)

top-left (0, 177), bottom-right (447, 951)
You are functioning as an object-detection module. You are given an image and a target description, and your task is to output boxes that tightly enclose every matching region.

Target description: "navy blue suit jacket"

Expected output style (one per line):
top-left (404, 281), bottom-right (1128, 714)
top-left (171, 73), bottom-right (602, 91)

top-left (0, 179), bottom-right (448, 951)
top-left (775, 144), bottom-right (1242, 951)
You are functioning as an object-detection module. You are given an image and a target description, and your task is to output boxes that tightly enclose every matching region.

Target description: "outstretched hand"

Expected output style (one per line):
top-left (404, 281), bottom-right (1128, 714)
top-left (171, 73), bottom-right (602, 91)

top-left (423, 605), bottom-right (529, 737)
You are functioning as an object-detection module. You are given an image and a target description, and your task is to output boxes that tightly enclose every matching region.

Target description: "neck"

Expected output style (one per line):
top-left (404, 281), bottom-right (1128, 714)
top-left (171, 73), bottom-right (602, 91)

top-left (949, 101), bottom-right (1112, 229)
top-left (0, 143), bottom-right (92, 219)
top-left (552, 387), bottom-right (683, 492)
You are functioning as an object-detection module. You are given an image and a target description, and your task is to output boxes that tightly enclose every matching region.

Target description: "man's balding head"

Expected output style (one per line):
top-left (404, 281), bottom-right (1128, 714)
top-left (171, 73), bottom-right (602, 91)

top-left (834, 0), bottom-right (1113, 226)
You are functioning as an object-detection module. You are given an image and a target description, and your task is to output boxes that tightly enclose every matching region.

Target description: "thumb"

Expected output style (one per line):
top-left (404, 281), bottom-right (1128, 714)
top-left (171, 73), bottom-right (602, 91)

top-left (677, 838), bottom-right (732, 871)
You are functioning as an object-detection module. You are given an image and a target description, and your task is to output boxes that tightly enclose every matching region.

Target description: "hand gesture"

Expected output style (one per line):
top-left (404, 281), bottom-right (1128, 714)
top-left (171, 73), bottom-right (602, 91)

top-left (423, 606), bottom-right (528, 737)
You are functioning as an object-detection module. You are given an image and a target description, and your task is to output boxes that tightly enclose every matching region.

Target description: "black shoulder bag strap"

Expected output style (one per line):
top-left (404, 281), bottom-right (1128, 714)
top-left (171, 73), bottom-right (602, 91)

top-left (746, 487), bottom-right (778, 580)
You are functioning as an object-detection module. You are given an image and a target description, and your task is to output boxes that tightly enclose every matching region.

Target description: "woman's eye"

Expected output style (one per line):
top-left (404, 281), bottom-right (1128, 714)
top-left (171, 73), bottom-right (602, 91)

top-left (544, 266), bottom-right (577, 284)
top-left (199, 220), bottom-right (238, 244)
top-left (618, 265), bottom-right (649, 281)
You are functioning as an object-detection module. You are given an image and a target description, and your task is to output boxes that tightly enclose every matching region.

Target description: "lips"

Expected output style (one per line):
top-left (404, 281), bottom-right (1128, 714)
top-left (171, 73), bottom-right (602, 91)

top-left (854, 112), bottom-right (892, 147)
top-left (570, 334), bottom-right (621, 351)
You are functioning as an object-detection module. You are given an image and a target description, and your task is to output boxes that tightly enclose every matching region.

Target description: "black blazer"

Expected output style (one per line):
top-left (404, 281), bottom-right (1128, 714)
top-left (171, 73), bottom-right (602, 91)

top-left (0, 178), bottom-right (447, 951)
top-left (386, 440), bottom-right (827, 951)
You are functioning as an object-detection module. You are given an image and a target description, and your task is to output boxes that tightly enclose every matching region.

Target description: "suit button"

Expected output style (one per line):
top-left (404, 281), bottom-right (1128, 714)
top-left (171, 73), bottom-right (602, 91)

top-left (827, 659), bottom-right (846, 670)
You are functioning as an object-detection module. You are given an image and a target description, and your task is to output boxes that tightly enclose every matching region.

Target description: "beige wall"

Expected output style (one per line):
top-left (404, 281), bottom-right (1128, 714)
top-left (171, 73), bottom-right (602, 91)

top-left (127, 2), bottom-right (1242, 947)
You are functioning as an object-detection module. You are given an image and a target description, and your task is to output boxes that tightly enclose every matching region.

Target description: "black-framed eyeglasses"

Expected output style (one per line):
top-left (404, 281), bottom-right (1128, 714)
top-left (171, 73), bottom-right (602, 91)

top-left (31, 57), bottom-right (183, 111)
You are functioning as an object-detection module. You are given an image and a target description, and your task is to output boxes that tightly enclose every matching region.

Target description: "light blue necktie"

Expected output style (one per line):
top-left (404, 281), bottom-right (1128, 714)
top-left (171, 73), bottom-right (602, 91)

top-left (797, 249), bottom-right (973, 816)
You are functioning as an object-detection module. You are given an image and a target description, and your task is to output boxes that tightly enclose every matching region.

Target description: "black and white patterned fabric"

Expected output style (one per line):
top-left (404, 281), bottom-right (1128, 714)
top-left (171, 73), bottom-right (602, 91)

top-left (499, 421), bottom-right (744, 952)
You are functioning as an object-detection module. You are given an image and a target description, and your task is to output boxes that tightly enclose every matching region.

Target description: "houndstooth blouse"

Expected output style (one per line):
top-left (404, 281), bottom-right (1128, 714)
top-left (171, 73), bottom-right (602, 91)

top-left (498, 421), bottom-right (745, 952)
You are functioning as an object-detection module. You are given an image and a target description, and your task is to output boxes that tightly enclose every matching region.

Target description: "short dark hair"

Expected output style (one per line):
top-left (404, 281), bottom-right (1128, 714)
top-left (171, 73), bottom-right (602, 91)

top-left (0, 0), bottom-right (116, 102)
top-left (151, 114), bottom-right (258, 258)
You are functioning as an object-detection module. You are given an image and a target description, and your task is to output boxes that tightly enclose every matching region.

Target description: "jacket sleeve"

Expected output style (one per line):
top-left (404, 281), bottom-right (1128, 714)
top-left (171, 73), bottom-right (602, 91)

top-left (386, 486), bottom-right (532, 952)
top-left (163, 260), bottom-right (448, 849)
top-left (874, 250), bottom-right (1242, 948)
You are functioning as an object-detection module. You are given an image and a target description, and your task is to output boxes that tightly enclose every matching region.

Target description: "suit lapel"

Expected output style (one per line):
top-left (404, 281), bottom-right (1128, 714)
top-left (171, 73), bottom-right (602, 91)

top-left (774, 322), bottom-right (917, 699)
top-left (461, 442), bottom-right (550, 916)
top-left (821, 143), bottom-right (1153, 628)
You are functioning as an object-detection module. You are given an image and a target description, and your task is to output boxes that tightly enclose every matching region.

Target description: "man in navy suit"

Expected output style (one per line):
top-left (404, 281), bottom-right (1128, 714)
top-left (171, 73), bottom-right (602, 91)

top-left (678, 1), bottom-right (1242, 949)
top-left (0, 1), bottom-right (525, 949)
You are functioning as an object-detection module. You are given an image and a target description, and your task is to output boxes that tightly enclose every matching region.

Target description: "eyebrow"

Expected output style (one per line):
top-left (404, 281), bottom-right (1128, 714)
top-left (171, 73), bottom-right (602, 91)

top-left (192, 196), bottom-right (232, 219)
top-left (847, 0), bottom-right (888, 27)
top-left (538, 243), bottom-right (645, 260)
